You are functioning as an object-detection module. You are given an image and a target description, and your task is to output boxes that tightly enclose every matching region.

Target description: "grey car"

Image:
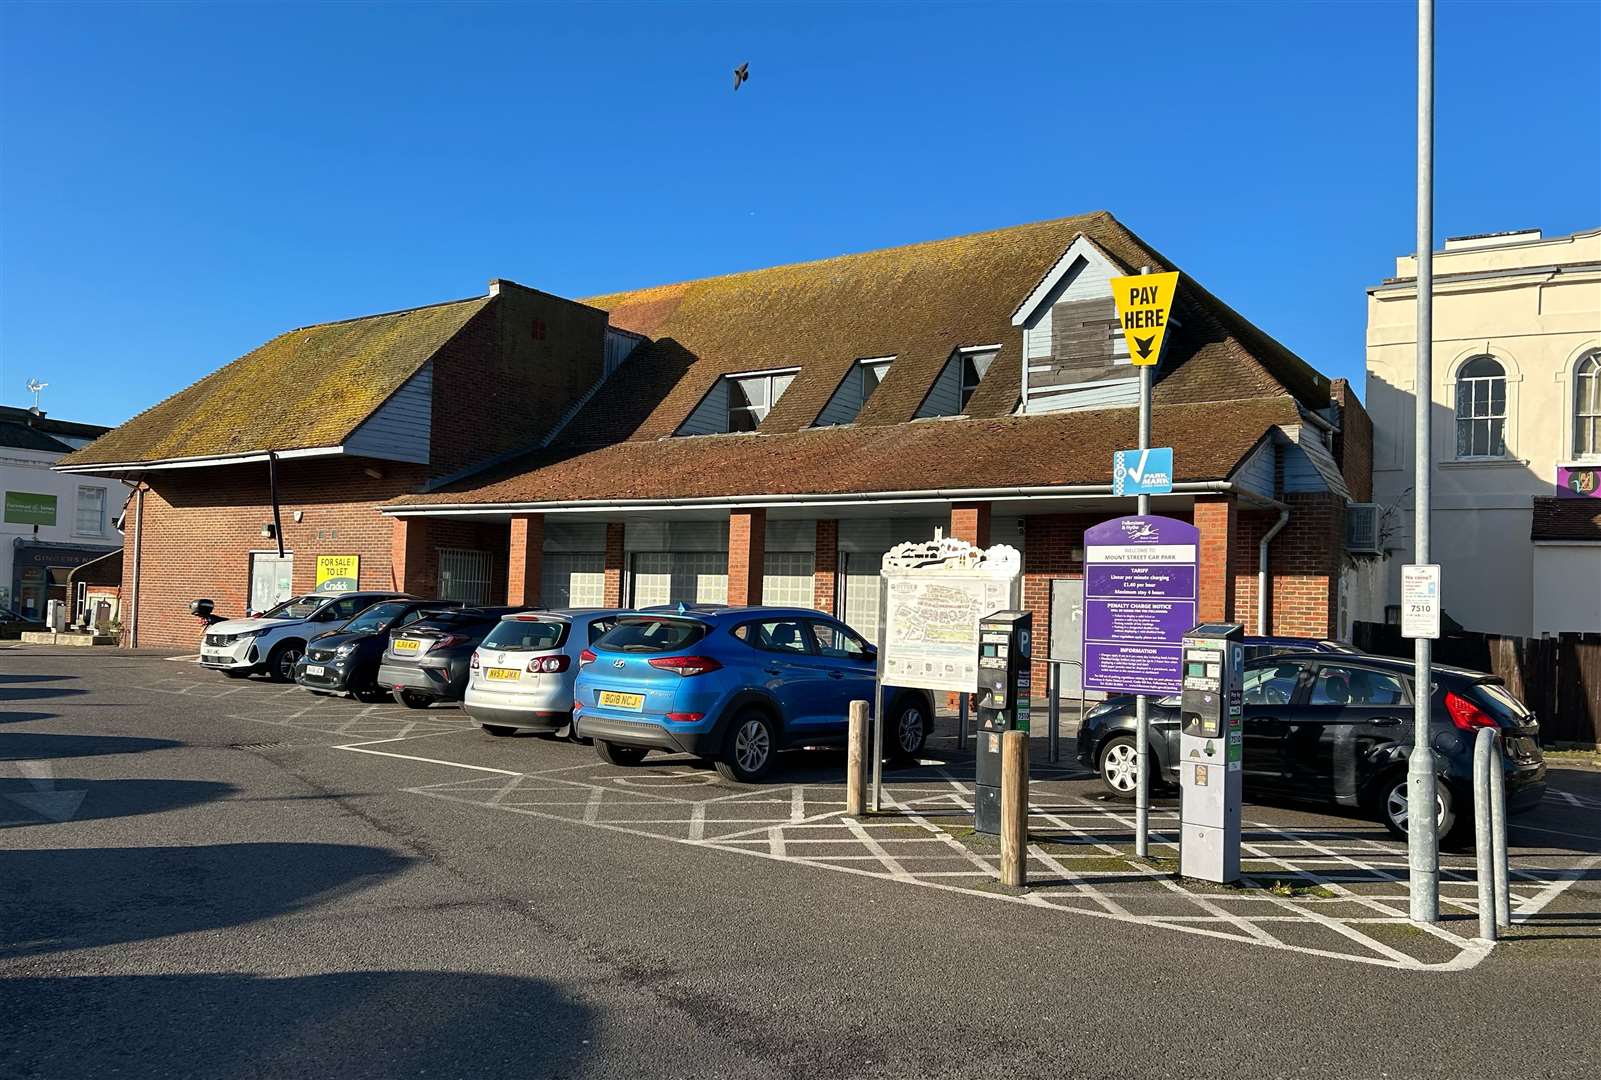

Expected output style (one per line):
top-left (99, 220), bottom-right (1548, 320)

top-left (463, 608), bottom-right (626, 737)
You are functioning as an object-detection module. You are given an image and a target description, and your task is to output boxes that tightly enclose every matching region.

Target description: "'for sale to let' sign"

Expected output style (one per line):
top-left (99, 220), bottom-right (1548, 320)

top-left (1083, 515), bottom-right (1198, 696)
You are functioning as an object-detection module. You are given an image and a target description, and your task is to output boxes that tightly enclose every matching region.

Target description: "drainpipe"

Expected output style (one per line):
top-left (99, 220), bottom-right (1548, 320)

top-left (129, 481), bottom-right (145, 648)
top-left (1258, 505), bottom-right (1290, 635)
top-left (267, 451), bottom-right (285, 559)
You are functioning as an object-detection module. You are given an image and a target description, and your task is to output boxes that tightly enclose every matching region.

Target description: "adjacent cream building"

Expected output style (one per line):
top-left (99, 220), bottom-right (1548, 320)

top-left (1365, 226), bottom-right (1601, 637)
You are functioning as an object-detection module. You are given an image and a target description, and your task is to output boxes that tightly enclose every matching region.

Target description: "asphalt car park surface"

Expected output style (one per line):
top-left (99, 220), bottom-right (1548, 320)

top-left (4, 647), bottom-right (1600, 1079)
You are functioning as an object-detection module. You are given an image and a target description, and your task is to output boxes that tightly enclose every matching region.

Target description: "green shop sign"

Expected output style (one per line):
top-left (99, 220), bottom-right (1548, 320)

top-left (4, 491), bottom-right (58, 526)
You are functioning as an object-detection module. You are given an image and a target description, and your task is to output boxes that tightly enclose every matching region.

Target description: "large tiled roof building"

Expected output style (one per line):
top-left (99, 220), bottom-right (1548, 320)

top-left (61, 211), bottom-right (1372, 678)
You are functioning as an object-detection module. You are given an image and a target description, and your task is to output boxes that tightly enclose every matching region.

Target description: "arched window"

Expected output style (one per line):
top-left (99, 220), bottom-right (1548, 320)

top-left (1575, 351), bottom-right (1600, 458)
top-left (1455, 355), bottom-right (1506, 458)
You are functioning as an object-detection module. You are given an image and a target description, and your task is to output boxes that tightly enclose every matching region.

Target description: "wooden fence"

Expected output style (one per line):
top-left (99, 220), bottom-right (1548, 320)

top-left (1352, 623), bottom-right (1600, 748)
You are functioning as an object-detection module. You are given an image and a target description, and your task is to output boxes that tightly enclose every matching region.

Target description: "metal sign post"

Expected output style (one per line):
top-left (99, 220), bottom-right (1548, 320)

top-left (1110, 268), bottom-right (1180, 857)
top-left (1407, 0), bottom-right (1441, 925)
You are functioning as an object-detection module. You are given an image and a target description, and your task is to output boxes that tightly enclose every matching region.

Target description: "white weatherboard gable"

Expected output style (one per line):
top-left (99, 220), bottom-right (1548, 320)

top-left (1012, 235), bottom-right (1135, 414)
top-left (344, 361), bottom-right (433, 464)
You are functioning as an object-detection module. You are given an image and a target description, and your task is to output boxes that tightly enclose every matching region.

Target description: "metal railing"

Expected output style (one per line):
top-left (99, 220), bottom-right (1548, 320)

top-left (1472, 726), bottom-right (1512, 941)
top-left (953, 657), bottom-right (1088, 765)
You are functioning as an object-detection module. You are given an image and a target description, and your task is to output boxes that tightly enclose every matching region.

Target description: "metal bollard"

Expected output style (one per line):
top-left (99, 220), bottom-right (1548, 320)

top-left (999, 729), bottom-right (1029, 888)
top-left (846, 700), bottom-right (868, 818)
top-left (1472, 727), bottom-right (1497, 942)
top-left (1489, 735), bottom-right (1510, 929)
top-left (1047, 663), bottom-right (1061, 765)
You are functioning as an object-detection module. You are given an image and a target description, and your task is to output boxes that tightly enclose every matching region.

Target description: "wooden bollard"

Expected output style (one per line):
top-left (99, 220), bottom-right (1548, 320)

top-left (846, 700), bottom-right (869, 817)
top-left (1000, 729), bottom-right (1029, 887)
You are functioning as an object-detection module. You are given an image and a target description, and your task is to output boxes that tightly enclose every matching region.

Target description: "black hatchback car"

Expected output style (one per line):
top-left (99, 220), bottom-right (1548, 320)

top-left (377, 607), bottom-right (527, 709)
top-left (294, 599), bottom-right (465, 701)
top-left (1075, 651), bottom-right (1546, 838)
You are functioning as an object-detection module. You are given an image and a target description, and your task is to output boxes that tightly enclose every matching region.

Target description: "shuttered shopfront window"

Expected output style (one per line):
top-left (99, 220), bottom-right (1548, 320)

top-left (438, 548), bottom-right (492, 605)
top-left (541, 553), bottom-right (606, 608)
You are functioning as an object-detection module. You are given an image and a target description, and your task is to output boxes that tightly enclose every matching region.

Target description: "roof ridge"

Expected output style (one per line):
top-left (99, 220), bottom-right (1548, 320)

top-left (285, 294), bottom-right (486, 334)
top-left (580, 211), bottom-right (1116, 305)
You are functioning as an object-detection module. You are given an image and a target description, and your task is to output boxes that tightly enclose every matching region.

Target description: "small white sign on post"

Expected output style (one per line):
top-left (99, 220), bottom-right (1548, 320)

top-left (1400, 563), bottom-right (1442, 640)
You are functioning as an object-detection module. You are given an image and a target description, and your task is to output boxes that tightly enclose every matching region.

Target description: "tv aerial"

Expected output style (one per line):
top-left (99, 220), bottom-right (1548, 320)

top-left (25, 379), bottom-right (48, 408)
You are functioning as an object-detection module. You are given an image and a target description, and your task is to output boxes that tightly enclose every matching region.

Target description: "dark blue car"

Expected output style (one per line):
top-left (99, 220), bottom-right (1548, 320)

top-left (573, 605), bottom-right (935, 783)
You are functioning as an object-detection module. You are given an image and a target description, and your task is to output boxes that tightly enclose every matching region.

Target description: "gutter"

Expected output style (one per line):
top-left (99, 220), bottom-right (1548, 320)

top-left (55, 444), bottom-right (347, 475)
top-left (380, 480), bottom-right (1273, 517)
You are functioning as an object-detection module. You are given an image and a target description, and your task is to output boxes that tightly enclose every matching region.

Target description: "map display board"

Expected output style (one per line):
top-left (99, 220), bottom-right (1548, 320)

top-left (1082, 515), bottom-right (1198, 696)
top-left (878, 534), bottom-right (1021, 694)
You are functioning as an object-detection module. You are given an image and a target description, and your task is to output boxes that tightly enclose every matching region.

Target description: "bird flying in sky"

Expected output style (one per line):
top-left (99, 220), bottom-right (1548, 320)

top-left (733, 62), bottom-right (749, 91)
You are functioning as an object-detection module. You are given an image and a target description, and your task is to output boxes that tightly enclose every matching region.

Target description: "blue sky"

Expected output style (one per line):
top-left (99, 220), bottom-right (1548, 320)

top-left (2, 0), bottom-right (1597, 426)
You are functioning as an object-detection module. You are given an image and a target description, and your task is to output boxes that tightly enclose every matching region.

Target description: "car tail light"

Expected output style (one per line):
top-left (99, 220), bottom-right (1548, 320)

top-left (665, 712), bottom-right (704, 723)
top-left (1445, 691), bottom-right (1497, 732)
top-left (572, 702), bottom-right (583, 716)
top-left (579, 649), bottom-right (596, 668)
top-left (529, 655), bottom-right (570, 674)
top-left (470, 651), bottom-right (481, 670)
top-left (648, 655), bottom-right (723, 677)
top-left (431, 634), bottom-right (468, 649)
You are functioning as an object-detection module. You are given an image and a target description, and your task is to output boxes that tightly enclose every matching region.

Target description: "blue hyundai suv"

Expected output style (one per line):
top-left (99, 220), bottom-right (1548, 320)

top-left (573, 605), bottom-right (935, 783)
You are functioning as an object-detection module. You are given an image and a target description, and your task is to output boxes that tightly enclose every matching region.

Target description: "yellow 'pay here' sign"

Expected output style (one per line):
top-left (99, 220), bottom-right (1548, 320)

top-left (1109, 271), bottom-right (1179, 367)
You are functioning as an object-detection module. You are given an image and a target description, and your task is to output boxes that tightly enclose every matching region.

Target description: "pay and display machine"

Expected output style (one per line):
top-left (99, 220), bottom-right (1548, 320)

top-left (1179, 622), bottom-right (1245, 883)
top-left (973, 610), bottom-right (1032, 834)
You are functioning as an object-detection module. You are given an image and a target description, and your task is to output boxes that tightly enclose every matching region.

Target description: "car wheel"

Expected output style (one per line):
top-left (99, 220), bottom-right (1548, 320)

top-left (1379, 772), bottom-right (1457, 840)
top-left (890, 696), bottom-right (929, 760)
top-left (481, 725), bottom-right (517, 738)
top-left (1098, 735), bottom-right (1140, 798)
top-left (398, 691), bottom-right (432, 710)
top-left (595, 740), bottom-right (648, 766)
top-left (266, 642), bottom-right (303, 683)
top-left (715, 711), bottom-right (777, 784)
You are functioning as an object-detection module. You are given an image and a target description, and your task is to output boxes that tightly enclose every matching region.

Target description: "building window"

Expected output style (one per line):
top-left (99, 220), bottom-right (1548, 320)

top-left (959, 348), bottom-right (996, 410)
top-left (1575, 351), bottom-right (1600, 459)
top-left (1454, 355), bottom-right (1506, 459)
top-left (75, 486), bottom-right (106, 536)
top-left (727, 369), bottom-right (797, 431)
top-left (859, 358), bottom-right (891, 404)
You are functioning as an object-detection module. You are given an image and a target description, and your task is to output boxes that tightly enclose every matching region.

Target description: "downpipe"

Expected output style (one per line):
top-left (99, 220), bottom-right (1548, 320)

top-left (1256, 505), bottom-right (1290, 635)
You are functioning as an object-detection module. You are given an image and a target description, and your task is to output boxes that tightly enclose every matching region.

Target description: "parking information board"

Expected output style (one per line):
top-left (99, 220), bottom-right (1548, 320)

top-left (1082, 515), bottom-right (1198, 696)
top-left (879, 534), bottom-right (1020, 694)
top-left (1400, 563), bottom-right (1441, 640)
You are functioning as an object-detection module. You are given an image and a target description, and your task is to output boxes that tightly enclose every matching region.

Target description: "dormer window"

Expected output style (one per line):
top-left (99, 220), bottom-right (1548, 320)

top-left (677, 367), bottom-right (799, 435)
top-left (815, 357), bottom-right (894, 426)
top-left (915, 346), bottom-right (997, 418)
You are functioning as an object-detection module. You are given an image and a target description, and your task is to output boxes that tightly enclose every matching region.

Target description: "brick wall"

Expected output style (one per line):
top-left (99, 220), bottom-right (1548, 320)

top-left (813, 519), bottom-right (838, 614)
top-left (507, 514), bottom-right (545, 605)
top-left (1194, 495), bottom-right (1238, 623)
top-left (125, 458), bottom-right (425, 649)
top-left (1264, 492), bottom-right (1344, 637)
top-left (428, 284), bottom-right (609, 481)
top-left (950, 503), bottom-right (992, 548)
top-left (1022, 513), bottom-right (1093, 690)
top-left (1331, 379), bottom-right (1373, 504)
top-left (727, 508), bottom-right (765, 606)
top-left (603, 523), bottom-right (625, 607)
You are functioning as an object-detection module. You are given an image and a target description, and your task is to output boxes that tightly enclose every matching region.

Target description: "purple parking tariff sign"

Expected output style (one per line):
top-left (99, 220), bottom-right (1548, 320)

top-left (1082, 515), bottom-right (1198, 696)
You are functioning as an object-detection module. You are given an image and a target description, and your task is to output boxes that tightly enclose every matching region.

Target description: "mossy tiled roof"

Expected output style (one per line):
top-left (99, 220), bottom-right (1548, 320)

top-left (393, 395), bottom-right (1302, 507)
top-left (61, 297), bottom-right (490, 467)
top-left (557, 211), bottom-right (1326, 447)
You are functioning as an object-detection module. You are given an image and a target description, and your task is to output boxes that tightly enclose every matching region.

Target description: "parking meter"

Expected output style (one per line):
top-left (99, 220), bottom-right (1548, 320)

top-left (1179, 622), bottom-right (1245, 883)
top-left (973, 610), bottom-right (1032, 835)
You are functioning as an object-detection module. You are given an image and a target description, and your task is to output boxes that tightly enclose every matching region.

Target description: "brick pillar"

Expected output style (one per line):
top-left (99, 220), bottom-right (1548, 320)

top-left (728, 508), bottom-right (766, 606)
top-left (391, 517), bottom-right (434, 596)
top-left (813, 519), bottom-right (839, 614)
top-left (1194, 494), bottom-right (1238, 623)
top-left (506, 514), bottom-right (545, 606)
top-left (602, 522), bottom-right (625, 608)
top-left (950, 502), bottom-right (991, 548)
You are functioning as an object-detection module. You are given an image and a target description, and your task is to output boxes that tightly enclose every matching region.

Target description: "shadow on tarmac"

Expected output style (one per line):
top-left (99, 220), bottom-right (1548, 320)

top-left (0, 842), bottom-right (413, 959)
top-left (0, 673), bottom-right (76, 685)
top-left (0, 732), bottom-right (183, 761)
top-left (0, 777), bottom-right (235, 830)
top-left (0, 970), bottom-right (594, 1079)
top-left (0, 712), bottom-right (55, 726)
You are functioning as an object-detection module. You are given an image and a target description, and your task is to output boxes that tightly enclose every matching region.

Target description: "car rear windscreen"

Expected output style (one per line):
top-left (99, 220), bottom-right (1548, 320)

top-left (482, 619), bottom-right (570, 650)
top-left (593, 617), bottom-right (707, 653)
top-left (1469, 681), bottom-right (1535, 727)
